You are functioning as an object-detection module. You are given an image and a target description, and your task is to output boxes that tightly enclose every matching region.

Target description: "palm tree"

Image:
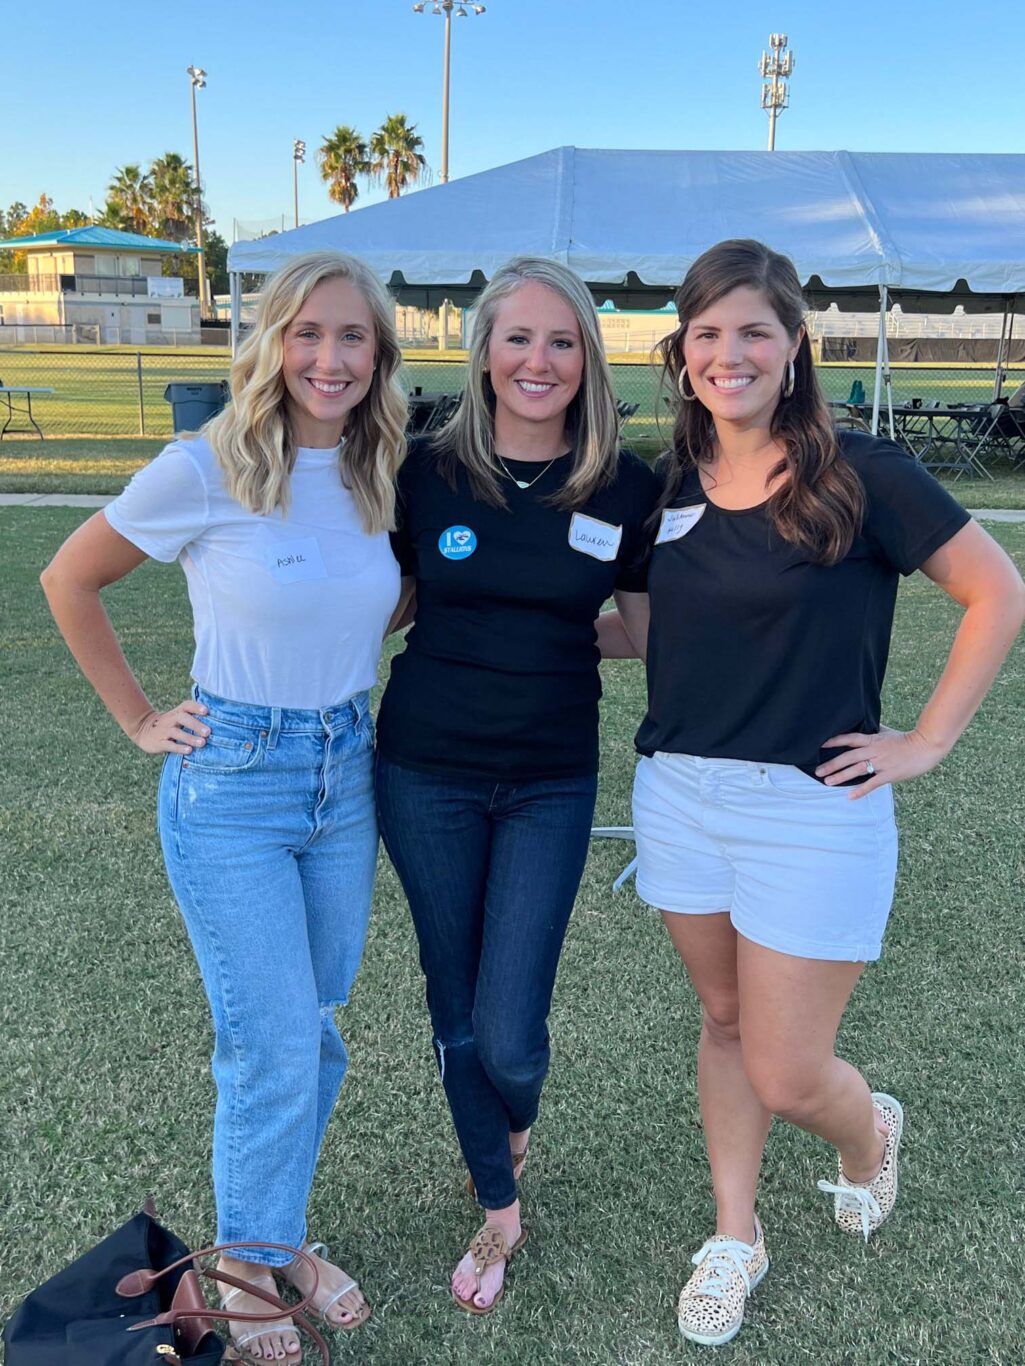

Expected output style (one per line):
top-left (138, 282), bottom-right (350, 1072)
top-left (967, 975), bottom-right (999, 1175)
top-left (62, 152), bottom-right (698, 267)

top-left (107, 164), bottom-right (153, 234)
top-left (148, 152), bottom-right (197, 241)
top-left (95, 200), bottom-right (130, 230)
top-left (319, 126), bottom-right (369, 213)
top-left (369, 114), bottom-right (426, 199)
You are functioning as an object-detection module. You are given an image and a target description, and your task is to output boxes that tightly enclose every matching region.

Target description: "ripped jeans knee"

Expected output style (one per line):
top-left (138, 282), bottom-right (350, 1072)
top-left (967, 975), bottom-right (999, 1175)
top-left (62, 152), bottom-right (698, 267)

top-left (432, 1032), bottom-right (474, 1082)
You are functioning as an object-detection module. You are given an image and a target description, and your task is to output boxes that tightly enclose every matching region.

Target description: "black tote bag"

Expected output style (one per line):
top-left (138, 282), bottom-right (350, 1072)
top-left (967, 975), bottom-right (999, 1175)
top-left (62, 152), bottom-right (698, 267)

top-left (3, 1208), bottom-right (224, 1365)
top-left (3, 1204), bottom-right (329, 1365)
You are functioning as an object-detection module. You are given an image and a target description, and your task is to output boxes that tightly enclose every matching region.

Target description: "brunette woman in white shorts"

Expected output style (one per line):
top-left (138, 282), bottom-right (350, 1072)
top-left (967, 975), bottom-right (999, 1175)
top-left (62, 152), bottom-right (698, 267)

top-left (603, 239), bottom-right (1024, 1347)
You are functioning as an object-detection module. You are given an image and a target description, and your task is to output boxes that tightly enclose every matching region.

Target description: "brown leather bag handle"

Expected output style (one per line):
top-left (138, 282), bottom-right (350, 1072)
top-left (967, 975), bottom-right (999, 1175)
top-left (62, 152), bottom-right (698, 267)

top-left (117, 1240), bottom-right (329, 1364)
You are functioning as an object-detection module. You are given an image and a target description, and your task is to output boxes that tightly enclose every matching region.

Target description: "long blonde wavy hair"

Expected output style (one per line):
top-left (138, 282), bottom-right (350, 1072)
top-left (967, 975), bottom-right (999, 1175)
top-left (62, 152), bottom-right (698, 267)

top-left (204, 251), bottom-right (406, 533)
top-left (433, 256), bottom-right (621, 510)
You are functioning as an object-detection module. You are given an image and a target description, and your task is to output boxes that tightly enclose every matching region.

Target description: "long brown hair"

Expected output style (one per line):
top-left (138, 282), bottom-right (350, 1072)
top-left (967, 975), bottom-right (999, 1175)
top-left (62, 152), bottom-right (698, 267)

top-left (433, 257), bottom-right (620, 510)
top-left (655, 239), bottom-right (864, 565)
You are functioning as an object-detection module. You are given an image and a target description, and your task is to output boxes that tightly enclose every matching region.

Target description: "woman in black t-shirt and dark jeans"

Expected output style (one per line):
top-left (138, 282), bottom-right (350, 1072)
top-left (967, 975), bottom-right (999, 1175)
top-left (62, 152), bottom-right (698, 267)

top-left (375, 257), bottom-right (657, 1314)
top-left (613, 240), bottom-right (1024, 1347)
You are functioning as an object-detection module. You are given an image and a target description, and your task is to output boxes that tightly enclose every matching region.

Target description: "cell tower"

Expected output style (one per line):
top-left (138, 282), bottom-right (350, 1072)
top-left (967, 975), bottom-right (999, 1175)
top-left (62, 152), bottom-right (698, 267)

top-left (759, 33), bottom-right (794, 150)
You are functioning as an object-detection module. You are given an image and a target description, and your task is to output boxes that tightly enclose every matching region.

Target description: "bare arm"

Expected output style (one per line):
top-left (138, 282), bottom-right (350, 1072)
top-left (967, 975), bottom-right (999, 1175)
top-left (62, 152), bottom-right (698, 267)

top-left (40, 511), bottom-right (209, 754)
top-left (596, 591), bottom-right (651, 660)
top-left (386, 575), bottom-right (416, 635)
top-left (817, 519), bottom-right (1025, 796)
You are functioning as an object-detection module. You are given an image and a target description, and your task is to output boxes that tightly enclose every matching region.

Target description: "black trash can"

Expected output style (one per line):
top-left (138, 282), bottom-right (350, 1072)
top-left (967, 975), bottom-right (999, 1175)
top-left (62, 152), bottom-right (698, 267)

top-left (163, 380), bottom-right (230, 432)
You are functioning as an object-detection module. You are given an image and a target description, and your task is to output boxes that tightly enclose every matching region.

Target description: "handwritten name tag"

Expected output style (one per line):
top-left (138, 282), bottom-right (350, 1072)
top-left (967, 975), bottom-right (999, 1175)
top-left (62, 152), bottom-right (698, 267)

top-left (266, 536), bottom-right (328, 584)
top-left (656, 504), bottom-right (706, 544)
top-left (568, 512), bottom-right (623, 562)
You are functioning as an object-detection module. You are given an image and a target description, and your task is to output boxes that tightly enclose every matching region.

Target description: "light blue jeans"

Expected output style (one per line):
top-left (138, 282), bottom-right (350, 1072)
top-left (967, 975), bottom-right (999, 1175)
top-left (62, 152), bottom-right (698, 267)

top-left (157, 686), bottom-right (377, 1266)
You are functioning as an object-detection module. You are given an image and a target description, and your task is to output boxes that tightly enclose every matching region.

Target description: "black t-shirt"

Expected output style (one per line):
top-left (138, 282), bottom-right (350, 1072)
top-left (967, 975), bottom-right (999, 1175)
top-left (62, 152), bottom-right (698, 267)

top-left (378, 437), bottom-right (660, 782)
top-left (635, 430), bottom-right (971, 776)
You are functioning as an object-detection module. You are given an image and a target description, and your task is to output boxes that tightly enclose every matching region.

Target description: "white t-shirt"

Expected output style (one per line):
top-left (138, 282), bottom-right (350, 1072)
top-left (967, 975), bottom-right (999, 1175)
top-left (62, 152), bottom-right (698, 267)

top-left (106, 436), bottom-right (401, 709)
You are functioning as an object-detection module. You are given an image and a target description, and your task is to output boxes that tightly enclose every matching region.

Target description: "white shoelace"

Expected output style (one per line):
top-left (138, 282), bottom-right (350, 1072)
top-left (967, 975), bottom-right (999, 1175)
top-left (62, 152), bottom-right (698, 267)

top-left (688, 1238), bottom-right (753, 1300)
top-left (816, 1179), bottom-right (882, 1242)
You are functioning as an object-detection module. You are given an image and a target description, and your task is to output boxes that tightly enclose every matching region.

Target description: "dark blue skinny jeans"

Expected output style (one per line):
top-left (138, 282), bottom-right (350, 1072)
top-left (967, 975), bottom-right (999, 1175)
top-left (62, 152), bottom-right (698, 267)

top-left (375, 755), bottom-right (598, 1210)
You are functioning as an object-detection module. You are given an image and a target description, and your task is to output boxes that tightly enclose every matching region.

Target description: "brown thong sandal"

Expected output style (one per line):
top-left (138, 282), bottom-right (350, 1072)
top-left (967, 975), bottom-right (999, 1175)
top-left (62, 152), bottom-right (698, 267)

top-left (465, 1147), bottom-right (529, 1201)
top-left (280, 1240), bottom-right (371, 1332)
top-left (451, 1222), bottom-right (529, 1315)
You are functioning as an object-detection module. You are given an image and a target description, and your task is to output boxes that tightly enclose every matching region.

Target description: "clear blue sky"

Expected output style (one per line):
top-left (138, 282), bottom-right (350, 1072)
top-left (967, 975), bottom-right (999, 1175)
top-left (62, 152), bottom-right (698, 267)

top-left (5, 0), bottom-right (1022, 238)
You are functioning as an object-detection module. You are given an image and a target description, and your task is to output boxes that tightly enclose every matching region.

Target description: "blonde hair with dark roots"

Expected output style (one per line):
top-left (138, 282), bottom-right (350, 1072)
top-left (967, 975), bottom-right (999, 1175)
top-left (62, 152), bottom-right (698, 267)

top-left (204, 250), bottom-right (406, 533)
top-left (433, 256), bottom-right (620, 510)
top-left (655, 238), bottom-right (864, 565)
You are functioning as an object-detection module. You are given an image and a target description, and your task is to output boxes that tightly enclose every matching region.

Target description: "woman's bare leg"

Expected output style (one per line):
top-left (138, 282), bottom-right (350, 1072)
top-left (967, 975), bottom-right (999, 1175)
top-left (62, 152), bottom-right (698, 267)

top-left (662, 911), bottom-right (770, 1244)
top-left (737, 938), bottom-right (887, 1181)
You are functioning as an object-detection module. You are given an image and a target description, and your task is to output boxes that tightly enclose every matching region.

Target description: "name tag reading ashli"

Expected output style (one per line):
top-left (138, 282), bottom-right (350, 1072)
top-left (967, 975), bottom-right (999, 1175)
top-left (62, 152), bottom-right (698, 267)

top-left (267, 537), bottom-right (328, 584)
top-left (568, 512), bottom-right (623, 562)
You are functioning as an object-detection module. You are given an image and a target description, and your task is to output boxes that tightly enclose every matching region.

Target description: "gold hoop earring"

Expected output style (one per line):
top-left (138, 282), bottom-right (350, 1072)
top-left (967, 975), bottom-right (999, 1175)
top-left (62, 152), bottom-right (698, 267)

top-left (782, 359), bottom-right (796, 399)
top-left (677, 366), bottom-right (697, 402)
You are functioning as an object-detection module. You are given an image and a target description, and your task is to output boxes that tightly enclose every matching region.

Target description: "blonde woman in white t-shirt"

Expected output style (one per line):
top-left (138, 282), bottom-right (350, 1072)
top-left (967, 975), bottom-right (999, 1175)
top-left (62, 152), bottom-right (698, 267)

top-left (42, 251), bottom-right (406, 1359)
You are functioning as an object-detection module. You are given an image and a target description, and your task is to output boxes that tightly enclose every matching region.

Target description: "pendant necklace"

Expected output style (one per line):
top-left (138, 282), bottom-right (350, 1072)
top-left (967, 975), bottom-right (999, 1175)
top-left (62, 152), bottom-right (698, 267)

top-left (496, 454), bottom-right (557, 490)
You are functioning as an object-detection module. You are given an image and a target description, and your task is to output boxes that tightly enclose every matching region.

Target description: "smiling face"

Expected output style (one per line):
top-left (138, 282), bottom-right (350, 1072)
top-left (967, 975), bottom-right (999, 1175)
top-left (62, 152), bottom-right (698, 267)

top-left (281, 276), bottom-right (376, 447)
top-left (682, 285), bottom-right (803, 436)
top-left (486, 280), bottom-right (585, 452)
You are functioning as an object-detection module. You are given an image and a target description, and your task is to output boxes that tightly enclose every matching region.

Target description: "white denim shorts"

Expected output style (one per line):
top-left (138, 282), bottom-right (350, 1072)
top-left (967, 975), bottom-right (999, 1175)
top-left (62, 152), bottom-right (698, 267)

top-left (632, 751), bottom-right (899, 962)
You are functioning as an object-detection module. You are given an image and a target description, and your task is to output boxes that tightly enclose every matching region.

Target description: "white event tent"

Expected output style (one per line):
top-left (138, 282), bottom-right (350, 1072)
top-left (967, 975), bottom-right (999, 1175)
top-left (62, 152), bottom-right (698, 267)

top-left (228, 147), bottom-right (1025, 429)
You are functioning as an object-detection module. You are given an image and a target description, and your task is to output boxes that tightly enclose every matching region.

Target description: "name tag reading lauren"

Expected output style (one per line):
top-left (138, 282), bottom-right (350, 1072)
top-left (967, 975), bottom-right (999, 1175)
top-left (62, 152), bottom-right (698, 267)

top-left (656, 504), bottom-right (706, 544)
top-left (266, 536), bottom-right (328, 584)
top-left (568, 512), bottom-right (622, 562)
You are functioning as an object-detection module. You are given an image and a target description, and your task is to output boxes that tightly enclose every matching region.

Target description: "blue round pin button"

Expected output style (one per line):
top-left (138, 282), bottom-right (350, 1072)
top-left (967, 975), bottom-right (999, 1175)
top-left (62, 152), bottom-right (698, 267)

top-left (438, 525), bottom-right (477, 560)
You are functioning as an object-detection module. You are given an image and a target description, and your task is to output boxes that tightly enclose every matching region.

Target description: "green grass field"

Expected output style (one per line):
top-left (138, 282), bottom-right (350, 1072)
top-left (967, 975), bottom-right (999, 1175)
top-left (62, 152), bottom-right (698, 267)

top-left (2, 509), bottom-right (1024, 1363)
top-left (0, 345), bottom-right (1022, 443)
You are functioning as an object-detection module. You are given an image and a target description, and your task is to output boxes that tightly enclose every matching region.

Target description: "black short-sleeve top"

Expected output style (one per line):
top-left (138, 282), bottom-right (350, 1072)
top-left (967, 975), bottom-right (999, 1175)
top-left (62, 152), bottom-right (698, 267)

top-left (378, 437), bottom-right (660, 782)
top-left (635, 430), bottom-right (972, 777)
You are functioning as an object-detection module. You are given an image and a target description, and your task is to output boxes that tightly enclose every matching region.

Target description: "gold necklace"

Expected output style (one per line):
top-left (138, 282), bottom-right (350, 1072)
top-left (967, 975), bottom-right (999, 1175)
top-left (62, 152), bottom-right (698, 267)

top-left (496, 454), bottom-right (557, 490)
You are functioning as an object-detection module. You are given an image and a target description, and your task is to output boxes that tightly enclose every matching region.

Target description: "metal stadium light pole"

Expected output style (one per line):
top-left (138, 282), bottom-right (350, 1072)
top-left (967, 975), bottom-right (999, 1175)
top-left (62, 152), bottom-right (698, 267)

top-left (759, 34), bottom-right (794, 151)
top-left (293, 139), bottom-right (306, 229)
top-left (186, 64), bottom-right (210, 319)
top-left (411, 0), bottom-right (486, 185)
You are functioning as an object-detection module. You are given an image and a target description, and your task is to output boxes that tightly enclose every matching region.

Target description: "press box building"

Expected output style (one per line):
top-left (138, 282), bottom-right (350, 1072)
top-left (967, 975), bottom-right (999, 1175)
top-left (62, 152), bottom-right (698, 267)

top-left (0, 226), bottom-right (200, 343)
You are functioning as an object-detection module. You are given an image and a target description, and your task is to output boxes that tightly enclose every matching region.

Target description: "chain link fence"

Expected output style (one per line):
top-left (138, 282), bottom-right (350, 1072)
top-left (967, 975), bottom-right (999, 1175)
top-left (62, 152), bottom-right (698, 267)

top-left (1, 348), bottom-right (1022, 453)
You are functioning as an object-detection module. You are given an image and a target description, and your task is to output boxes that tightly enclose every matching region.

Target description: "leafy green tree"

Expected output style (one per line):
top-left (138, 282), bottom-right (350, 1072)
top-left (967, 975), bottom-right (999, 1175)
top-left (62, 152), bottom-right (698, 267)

top-left (0, 198), bottom-right (88, 269)
top-left (172, 228), bottom-right (229, 296)
top-left (369, 114), bottom-right (426, 199)
top-left (319, 126), bottom-right (370, 213)
top-left (107, 164), bottom-right (153, 234)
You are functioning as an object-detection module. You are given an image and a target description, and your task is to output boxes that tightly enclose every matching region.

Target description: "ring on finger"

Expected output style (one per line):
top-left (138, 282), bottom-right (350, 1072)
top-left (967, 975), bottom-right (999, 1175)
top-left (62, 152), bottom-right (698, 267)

top-left (864, 759), bottom-right (876, 777)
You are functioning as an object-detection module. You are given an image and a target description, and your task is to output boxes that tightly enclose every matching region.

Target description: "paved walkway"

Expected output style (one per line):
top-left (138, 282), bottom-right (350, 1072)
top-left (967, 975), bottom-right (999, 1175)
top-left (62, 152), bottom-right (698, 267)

top-left (5, 494), bottom-right (1025, 521)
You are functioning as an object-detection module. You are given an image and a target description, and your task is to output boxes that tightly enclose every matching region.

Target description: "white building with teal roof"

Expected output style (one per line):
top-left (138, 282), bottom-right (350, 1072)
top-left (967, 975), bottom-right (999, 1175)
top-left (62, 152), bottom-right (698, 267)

top-left (0, 226), bottom-right (200, 344)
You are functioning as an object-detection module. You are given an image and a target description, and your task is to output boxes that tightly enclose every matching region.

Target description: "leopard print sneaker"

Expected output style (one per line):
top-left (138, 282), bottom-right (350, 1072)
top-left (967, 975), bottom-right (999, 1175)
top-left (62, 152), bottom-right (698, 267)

top-left (817, 1092), bottom-right (904, 1242)
top-left (677, 1217), bottom-right (768, 1347)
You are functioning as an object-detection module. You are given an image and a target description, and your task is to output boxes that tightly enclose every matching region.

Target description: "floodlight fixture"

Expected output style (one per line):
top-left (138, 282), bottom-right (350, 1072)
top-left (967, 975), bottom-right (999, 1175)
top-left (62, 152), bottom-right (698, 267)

top-left (186, 65), bottom-right (210, 318)
top-left (411, 0), bottom-right (487, 183)
top-left (292, 139), bottom-right (306, 227)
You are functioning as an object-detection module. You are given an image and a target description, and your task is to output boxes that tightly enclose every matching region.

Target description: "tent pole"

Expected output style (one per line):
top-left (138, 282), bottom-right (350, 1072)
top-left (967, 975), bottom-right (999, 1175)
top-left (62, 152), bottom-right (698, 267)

top-left (229, 272), bottom-right (241, 358)
top-left (992, 301), bottom-right (1012, 400)
top-left (871, 285), bottom-right (888, 436)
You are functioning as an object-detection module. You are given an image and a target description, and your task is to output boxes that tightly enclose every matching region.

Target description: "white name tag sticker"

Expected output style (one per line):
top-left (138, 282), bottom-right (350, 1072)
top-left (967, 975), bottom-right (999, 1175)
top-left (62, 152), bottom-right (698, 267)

top-left (568, 512), bottom-right (623, 562)
top-left (656, 504), bottom-right (706, 544)
top-left (266, 536), bottom-right (328, 584)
